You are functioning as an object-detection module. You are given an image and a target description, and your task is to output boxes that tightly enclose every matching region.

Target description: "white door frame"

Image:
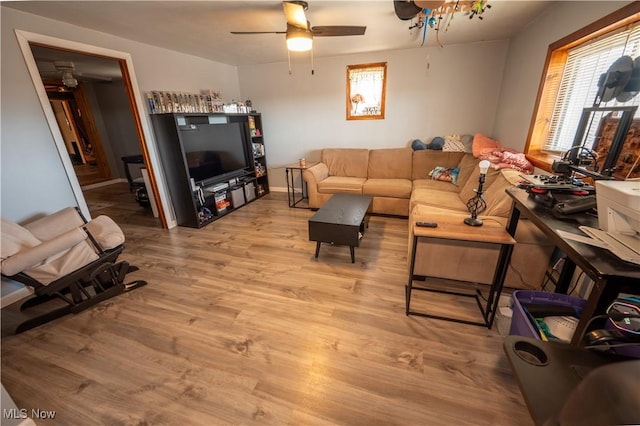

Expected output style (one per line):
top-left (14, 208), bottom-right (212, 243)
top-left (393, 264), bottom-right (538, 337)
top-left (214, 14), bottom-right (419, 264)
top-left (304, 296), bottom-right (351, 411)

top-left (15, 29), bottom-right (176, 228)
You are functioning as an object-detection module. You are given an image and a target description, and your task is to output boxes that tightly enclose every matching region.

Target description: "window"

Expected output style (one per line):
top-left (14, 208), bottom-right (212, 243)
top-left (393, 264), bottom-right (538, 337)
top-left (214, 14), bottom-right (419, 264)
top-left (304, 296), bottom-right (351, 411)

top-left (525, 3), bottom-right (640, 172)
top-left (346, 62), bottom-right (387, 120)
top-left (545, 25), bottom-right (640, 153)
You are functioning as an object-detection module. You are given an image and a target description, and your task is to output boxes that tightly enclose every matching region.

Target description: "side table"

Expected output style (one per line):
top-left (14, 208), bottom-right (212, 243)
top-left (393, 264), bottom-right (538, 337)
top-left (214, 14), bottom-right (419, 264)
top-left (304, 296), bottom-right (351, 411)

top-left (285, 162), bottom-right (316, 208)
top-left (406, 213), bottom-right (516, 328)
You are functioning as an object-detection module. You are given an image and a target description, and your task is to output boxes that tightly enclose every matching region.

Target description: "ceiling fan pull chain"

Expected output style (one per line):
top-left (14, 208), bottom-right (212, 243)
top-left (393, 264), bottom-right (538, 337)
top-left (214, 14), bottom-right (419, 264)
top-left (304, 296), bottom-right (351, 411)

top-left (311, 48), bottom-right (315, 75)
top-left (288, 50), bottom-right (292, 75)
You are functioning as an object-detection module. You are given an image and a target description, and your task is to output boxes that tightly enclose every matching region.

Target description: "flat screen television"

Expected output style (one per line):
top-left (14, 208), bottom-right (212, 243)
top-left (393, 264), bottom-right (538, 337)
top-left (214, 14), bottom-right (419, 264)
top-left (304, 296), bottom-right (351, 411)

top-left (179, 122), bottom-right (250, 183)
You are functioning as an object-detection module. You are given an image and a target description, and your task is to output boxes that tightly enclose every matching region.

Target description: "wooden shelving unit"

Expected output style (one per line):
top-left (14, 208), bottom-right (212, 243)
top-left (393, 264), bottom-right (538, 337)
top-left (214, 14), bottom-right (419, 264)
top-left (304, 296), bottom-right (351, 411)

top-left (151, 112), bottom-right (269, 228)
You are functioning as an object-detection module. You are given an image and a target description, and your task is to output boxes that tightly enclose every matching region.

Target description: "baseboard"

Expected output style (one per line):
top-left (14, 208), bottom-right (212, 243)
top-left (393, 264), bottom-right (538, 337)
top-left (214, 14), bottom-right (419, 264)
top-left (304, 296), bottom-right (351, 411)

top-left (269, 186), bottom-right (288, 193)
top-left (1, 280), bottom-right (32, 309)
top-left (81, 178), bottom-right (127, 191)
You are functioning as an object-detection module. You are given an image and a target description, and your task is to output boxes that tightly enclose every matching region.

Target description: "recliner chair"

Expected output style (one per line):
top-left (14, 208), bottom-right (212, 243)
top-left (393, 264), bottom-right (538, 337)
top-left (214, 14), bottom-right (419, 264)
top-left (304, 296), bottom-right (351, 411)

top-left (1, 207), bottom-right (146, 333)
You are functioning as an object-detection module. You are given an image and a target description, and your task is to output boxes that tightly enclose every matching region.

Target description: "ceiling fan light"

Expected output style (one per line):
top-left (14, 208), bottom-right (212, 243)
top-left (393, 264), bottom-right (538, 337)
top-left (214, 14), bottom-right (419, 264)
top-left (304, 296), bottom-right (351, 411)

top-left (62, 71), bottom-right (78, 88)
top-left (286, 30), bottom-right (313, 52)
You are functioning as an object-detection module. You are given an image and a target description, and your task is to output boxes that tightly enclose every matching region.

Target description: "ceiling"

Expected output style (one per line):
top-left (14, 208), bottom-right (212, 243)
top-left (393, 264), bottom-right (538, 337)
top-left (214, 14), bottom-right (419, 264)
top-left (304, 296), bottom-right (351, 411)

top-left (30, 45), bottom-right (123, 82)
top-left (7, 1), bottom-right (553, 69)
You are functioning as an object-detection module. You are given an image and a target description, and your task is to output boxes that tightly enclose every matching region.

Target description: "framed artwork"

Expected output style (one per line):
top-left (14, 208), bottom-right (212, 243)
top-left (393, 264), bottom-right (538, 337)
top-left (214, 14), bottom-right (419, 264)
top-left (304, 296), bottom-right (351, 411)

top-left (346, 62), bottom-right (387, 120)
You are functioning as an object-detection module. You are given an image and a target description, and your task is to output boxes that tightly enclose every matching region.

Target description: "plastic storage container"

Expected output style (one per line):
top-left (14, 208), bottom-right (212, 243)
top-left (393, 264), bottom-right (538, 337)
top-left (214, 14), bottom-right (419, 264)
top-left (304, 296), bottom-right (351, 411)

top-left (509, 290), bottom-right (586, 340)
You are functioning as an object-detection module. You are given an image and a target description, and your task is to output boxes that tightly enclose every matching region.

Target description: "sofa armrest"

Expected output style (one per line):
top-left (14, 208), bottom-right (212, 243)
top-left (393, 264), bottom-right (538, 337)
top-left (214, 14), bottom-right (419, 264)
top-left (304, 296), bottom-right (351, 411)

top-left (303, 163), bottom-right (329, 208)
top-left (303, 162), bottom-right (329, 183)
top-left (1, 228), bottom-right (87, 277)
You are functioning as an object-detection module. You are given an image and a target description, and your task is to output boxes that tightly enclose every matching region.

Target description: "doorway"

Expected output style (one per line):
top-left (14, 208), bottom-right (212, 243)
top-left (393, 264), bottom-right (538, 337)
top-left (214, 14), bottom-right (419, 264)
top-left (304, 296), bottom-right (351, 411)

top-left (48, 90), bottom-right (112, 186)
top-left (26, 42), bottom-right (165, 226)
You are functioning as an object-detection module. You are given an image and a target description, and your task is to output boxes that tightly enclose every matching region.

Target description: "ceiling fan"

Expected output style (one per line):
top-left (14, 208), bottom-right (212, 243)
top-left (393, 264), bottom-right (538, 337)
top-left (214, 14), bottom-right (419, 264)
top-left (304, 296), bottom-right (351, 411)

top-left (230, 1), bottom-right (366, 52)
top-left (40, 61), bottom-right (79, 88)
top-left (37, 60), bottom-right (115, 88)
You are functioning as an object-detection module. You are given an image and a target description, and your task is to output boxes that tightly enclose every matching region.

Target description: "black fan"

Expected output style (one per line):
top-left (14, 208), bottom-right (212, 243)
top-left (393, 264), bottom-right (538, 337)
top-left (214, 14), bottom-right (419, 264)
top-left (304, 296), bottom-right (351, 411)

top-left (596, 55), bottom-right (640, 104)
top-left (230, 1), bottom-right (366, 51)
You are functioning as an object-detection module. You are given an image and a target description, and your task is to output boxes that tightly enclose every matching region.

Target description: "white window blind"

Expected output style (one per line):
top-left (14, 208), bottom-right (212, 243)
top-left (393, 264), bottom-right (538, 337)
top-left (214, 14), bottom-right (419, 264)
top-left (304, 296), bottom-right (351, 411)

top-left (544, 25), bottom-right (640, 153)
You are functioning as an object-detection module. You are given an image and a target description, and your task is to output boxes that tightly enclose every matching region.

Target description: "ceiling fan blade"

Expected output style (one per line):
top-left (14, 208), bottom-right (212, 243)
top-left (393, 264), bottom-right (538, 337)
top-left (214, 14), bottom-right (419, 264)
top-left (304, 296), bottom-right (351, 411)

top-left (230, 31), bottom-right (286, 35)
top-left (283, 1), bottom-right (308, 30)
top-left (311, 26), bottom-right (367, 37)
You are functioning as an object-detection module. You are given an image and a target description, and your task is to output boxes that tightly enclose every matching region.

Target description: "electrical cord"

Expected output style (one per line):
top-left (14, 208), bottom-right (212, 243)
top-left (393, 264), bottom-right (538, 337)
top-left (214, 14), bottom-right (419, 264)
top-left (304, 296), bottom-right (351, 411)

top-left (567, 271), bottom-right (585, 296)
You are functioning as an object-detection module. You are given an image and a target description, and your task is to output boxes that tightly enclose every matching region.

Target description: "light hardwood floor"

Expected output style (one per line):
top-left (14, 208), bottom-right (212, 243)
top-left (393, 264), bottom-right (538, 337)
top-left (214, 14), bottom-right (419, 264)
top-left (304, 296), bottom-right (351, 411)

top-left (1, 183), bottom-right (531, 425)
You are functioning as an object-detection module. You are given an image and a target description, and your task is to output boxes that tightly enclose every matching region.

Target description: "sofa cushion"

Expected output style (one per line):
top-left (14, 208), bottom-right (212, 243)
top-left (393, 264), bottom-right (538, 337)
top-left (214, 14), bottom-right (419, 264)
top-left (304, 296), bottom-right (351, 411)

top-left (367, 148), bottom-right (412, 179)
top-left (372, 197), bottom-right (410, 216)
top-left (322, 149), bottom-right (369, 178)
top-left (410, 189), bottom-right (468, 213)
top-left (458, 164), bottom-right (503, 204)
top-left (412, 179), bottom-right (461, 193)
top-left (317, 176), bottom-right (366, 194)
top-left (454, 154), bottom-right (482, 191)
top-left (482, 169), bottom-right (524, 217)
top-left (411, 151), bottom-right (465, 180)
top-left (363, 178), bottom-right (412, 198)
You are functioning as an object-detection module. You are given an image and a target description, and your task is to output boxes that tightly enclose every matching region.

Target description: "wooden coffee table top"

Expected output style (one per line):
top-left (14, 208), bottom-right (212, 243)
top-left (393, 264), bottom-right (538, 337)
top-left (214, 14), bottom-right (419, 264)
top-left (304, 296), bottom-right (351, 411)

top-left (413, 213), bottom-right (516, 245)
top-left (309, 194), bottom-right (372, 226)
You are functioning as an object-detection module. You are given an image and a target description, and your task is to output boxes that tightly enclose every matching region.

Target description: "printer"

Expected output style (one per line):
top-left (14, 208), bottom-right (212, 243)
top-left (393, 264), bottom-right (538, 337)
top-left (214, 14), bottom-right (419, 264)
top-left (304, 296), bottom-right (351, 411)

top-left (576, 180), bottom-right (640, 265)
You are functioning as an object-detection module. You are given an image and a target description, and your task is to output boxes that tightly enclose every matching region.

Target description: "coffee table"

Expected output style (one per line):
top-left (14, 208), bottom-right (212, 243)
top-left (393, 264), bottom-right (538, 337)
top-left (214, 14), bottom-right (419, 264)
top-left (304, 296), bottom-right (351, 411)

top-left (308, 194), bottom-right (373, 263)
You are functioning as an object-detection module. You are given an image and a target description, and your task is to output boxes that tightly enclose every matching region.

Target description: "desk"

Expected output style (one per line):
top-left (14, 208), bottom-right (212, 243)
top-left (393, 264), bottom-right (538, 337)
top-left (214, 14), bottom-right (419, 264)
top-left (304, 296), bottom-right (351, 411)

top-left (505, 188), bottom-right (640, 344)
top-left (285, 163), bottom-right (316, 208)
top-left (406, 213), bottom-right (515, 328)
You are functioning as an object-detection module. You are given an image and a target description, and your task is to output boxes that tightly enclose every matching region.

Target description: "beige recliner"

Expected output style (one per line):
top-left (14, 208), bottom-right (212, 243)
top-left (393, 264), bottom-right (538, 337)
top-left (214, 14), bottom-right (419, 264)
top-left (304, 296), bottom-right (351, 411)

top-left (1, 207), bottom-right (146, 333)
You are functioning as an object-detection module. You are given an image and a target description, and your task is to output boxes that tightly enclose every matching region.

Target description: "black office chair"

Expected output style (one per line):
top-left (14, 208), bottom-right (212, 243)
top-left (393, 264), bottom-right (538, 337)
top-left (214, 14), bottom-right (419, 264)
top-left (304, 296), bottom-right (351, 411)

top-left (121, 155), bottom-right (150, 207)
top-left (121, 155), bottom-right (145, 192)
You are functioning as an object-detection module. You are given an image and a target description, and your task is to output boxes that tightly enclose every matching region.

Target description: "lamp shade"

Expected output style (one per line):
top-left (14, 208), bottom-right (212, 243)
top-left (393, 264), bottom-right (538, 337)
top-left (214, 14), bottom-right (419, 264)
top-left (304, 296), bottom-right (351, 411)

top-left (479, 159), bottom-right (491, 174)
top-left (286, 28), bottom-right (313, 52)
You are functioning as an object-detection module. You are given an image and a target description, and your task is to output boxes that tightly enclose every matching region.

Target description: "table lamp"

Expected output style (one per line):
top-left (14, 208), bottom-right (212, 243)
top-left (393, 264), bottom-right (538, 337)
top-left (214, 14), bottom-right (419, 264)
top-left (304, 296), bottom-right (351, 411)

top-left (464, 160), bottom-right (491, 226)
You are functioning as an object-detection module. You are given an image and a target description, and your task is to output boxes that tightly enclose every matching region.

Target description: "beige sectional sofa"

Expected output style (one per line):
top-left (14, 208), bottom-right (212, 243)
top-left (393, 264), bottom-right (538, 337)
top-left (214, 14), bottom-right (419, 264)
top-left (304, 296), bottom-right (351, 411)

top-left (303, 147), bottom-right (554, 289)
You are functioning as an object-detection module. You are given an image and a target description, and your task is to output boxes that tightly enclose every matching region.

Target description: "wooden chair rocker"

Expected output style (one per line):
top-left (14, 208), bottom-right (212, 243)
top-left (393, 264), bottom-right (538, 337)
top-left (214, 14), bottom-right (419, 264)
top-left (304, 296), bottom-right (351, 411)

top-left (1, 207), bottom-right (146, 333)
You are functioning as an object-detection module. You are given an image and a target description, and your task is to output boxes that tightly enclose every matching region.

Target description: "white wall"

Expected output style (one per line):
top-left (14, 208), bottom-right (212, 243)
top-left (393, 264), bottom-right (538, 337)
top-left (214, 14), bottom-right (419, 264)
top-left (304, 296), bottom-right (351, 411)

top-left (493, 1), bottom-right (632, 151)
top-left (1, 7), bottom-right (241, 224)
top-left (238, 41), bottom-right (509, 189)
top-left (1, 7), bottom-right (242, 302)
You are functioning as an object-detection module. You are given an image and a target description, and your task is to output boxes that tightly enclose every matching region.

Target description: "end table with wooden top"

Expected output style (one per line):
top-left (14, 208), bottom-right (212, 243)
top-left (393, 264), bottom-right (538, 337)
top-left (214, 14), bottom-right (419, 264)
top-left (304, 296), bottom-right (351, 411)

top-left (406, 213), bottom-right (516, 328)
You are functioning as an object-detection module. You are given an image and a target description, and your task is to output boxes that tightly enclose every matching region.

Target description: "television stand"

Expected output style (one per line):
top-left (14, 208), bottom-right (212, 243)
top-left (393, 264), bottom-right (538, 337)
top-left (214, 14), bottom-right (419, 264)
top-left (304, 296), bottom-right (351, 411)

top-left (150, 112), bottom-right (270, 228)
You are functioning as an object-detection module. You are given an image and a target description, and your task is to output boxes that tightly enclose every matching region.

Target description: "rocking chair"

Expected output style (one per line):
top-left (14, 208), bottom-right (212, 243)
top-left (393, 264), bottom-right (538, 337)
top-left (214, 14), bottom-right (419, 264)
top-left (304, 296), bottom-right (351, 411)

top-left (1, 207), bottom-right (146, 333)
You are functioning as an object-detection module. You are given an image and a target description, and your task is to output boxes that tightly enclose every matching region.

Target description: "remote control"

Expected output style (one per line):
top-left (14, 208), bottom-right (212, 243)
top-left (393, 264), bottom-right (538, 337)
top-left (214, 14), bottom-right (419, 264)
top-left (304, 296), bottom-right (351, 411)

top-left (416, 221), bottom-right (438, 228)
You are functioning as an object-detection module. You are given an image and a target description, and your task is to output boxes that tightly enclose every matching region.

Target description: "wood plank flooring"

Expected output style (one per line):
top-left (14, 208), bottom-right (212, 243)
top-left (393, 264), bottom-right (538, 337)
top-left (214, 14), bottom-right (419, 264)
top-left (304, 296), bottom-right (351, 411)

top-left (1, 183), bottom-right (531, 425)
